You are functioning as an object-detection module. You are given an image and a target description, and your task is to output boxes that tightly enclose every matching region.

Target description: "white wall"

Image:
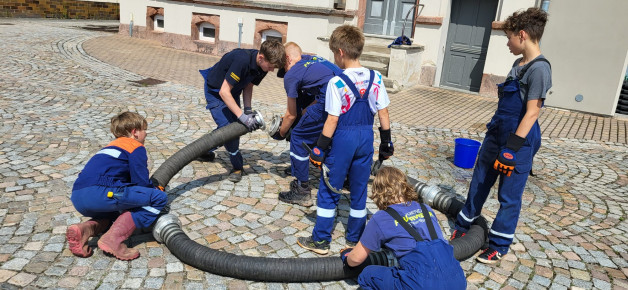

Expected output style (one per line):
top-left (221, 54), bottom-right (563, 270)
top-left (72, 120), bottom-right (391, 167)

top-left (119, 0), bottom-right (336, 55)
top-left (541, 0), bottom-right (628, 115)
top-left (479, 0), bottom-right (536, 76)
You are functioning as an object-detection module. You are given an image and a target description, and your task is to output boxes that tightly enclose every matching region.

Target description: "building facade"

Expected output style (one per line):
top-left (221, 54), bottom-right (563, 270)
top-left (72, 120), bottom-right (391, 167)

top-left (119, 0), bottom-right (628, 116)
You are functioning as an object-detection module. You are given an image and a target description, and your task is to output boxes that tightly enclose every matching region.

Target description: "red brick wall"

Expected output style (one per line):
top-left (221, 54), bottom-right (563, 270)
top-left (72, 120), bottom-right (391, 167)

top-left (1, 0), bottom-right (119, 19)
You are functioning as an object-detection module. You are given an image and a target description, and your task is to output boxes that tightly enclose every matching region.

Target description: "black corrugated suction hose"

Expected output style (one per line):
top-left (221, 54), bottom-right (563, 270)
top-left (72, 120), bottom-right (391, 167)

top-left (149, 120), bottom-right (488, 282)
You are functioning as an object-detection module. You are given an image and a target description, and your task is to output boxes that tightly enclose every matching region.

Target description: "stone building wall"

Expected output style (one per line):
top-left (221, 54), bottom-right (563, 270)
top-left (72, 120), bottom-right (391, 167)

top-left (1, 0), bottom-right (119, 19)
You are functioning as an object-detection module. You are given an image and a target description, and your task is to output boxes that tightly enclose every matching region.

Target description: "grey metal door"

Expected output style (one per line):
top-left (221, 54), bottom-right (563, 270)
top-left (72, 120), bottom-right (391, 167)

top-left (441, 0), bottom-right (497, 92)
top-left (364, 0), bottom-right (416, 36)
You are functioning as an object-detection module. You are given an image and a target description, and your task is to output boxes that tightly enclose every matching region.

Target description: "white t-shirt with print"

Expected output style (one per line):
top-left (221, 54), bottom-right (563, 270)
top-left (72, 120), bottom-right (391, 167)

top-left (324, 67), bottom-right (390, 117)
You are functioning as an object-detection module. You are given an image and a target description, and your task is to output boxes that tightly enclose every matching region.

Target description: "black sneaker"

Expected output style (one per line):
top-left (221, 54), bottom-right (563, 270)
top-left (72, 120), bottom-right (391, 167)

top-left (279, 180), bottom-right (312, 207)
top-left (284, 167), bottom-right (292, 176)
top-left (228, 169), bottom-right (243, 183)
top-left (450, 229), bottom-right (466, 241)
top-left (196, 152), bottom-right (215, 162)
top-left (346, 240), bottom-right (357, 247)
top-left (297, 236), bottom-right (330, 255)
top-left (476, 247), bottom-right (502, 264)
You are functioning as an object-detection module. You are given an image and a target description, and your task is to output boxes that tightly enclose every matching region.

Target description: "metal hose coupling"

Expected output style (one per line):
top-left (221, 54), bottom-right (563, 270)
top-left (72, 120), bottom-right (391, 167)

top-left (153, 214), bottom-right (183, 245)
top-left (254, 112), bottom-right (267, 131)
top-left (266, 114), bottom-right (282, 137)
top-left (408, 177), bottom-right (454, 212)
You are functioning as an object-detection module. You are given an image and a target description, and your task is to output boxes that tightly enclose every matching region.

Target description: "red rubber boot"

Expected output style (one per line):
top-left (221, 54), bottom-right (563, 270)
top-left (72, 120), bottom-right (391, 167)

top-left (97, 211), bottom-right (139, 260)
top-left (66, 219), bottom-right (110, 258)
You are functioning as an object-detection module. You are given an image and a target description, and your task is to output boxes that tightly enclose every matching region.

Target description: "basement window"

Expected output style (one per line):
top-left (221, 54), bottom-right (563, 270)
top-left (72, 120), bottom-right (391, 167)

top-left (199, 22), bottom-right (216, 42)
top-left (154, 15), bottom-right (164, 32)
top-left (261, 29), bottom-right (282, 43)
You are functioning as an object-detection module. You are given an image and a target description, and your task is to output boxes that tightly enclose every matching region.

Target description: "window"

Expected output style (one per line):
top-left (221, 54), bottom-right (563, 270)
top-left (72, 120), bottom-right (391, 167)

top-left (261, 29), bottom-right (282, 43)
top-left (199, 22), bottom-right (216, 42)
top-left (154, 15), bottom-right (164, 32)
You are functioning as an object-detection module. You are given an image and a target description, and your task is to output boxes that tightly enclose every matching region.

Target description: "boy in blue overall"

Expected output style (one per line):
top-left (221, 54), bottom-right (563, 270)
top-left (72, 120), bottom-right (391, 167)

top-left (198, 40), bottom-right (285, 183)
top-left (451, 7), bottom-right (552, 264)
top-left (341, 167), bottom-right (466, 289)
top-left (297, 25), bottom-right (393, 254)
top-left (67, 112), bottom-right (168, 260)
top-left (273, 42), bottom-right (342, 207)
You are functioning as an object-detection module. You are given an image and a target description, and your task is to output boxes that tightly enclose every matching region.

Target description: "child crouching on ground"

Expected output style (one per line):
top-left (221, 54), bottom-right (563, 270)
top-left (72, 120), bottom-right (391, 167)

top-left (67, 112), bottom-right (167, 260)
top-left (341, 167), bottom-right (466, 289)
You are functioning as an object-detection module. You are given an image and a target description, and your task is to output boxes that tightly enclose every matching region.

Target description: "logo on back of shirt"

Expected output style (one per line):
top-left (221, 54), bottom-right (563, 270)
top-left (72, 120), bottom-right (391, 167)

top-left (230, 72), bottom-right (240, 82)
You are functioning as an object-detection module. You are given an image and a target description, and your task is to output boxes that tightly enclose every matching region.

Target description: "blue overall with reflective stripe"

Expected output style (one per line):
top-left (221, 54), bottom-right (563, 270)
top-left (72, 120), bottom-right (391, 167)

top-left (289, 58), bottom-right (342, 182)
top-left (199, 66), bottom-right (244, 170)
top-left (312, 71), bottom-right (375, 243)
top-left (455, 74), bottom-right (541, 254)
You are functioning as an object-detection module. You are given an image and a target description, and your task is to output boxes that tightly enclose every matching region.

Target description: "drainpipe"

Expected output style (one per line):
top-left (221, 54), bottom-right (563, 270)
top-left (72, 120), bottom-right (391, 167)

top-left (541, 0), bottom-right (550, 11)
top-left (237, 17), bottom-right (243, 48)
top-left (129, 13), bottom-right (134, 37)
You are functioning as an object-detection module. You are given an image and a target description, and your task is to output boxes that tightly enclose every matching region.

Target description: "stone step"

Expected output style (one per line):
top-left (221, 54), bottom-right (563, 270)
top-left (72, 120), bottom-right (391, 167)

top-left (361, 60), bottom-right (388, 77)
top-left (363, 43), bottom-right (391, 55)
top-left (360, 51), bottom-right (390, 66)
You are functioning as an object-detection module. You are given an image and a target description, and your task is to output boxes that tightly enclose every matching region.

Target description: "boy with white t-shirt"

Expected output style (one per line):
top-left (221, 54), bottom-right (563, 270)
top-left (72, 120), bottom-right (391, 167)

top-left (298, 25), bottom-right (394, 254)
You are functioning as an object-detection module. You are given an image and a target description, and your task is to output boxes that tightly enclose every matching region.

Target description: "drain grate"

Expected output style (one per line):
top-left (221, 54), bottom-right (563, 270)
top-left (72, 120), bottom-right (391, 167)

top-left (129, 78), bottom-right (166, 87)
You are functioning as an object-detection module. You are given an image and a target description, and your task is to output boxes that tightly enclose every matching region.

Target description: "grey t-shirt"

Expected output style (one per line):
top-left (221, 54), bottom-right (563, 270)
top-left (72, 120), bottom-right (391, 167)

top-left (507, 55), bottom-right (552, 102)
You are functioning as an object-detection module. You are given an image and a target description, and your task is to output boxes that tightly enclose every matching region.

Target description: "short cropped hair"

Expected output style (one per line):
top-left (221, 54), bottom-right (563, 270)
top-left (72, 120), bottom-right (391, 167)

top-left (260, 40), bottom-right (286, 69)
top-left (503, 7), bottom-right (548, 42)
top-left (329, 25), bottom-right (364, 60)
top-left (284, 41), bottom-right (302, 57)
top-left (371, 167), bottom-right (421, 210)
top-left (110, 111), bottom-right (147, 138)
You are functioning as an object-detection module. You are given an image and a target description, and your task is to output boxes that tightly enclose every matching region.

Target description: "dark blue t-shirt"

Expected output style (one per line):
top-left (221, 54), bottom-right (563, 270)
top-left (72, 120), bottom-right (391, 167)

top-left (360, 201), bottom-right (446, 259)
top-left (283, 55), bottom-right (340, 111)
top-left (205, 49), bottom-right (266, 97)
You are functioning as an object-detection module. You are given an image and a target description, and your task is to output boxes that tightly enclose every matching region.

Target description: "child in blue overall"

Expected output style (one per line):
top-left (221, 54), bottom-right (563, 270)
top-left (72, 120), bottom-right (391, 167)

top-left (451, 7), bottom-right (552, 264)
top-left (198, 40), bottom-right (285, 183)
top-left (67, 112), bottom-right (168, 261)
top-left (297, 25), bottom-right (393, 254)
top-left (341, 167), bottom-right (466, 289)
top-left (273, 42), bottom-right (342, 207)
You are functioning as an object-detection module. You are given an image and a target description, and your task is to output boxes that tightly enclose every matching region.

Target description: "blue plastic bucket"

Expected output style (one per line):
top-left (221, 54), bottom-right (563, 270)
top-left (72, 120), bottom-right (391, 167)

top-left (453, 138), bottom-right (481, 169)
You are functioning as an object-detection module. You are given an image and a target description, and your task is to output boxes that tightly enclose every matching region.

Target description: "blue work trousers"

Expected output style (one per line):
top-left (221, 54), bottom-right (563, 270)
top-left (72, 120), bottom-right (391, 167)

top-left (71, 185), bottom-right (167, 229)
top-left (289, 103), bottom-right (326, 182)
top-left (358, 239), bottom-right (466, 290)
top-left (312, 126), bottom-right (373, 243)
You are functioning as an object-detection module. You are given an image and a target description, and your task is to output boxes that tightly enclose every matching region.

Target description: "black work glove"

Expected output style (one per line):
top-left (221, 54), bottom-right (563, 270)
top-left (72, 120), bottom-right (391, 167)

top-left (493, 133), bottom-right (526, 177)
top-left (309, 134), bottom-right (331, 169)
top-left (378, 127), bottom-right (394, 160)
top-left (340, 247), bottom-right (353, 267)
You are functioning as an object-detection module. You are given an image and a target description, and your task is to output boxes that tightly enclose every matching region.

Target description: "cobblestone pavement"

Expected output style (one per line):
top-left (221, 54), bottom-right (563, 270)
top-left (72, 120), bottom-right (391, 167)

top-left (1, 18), bottom-right (627, 289)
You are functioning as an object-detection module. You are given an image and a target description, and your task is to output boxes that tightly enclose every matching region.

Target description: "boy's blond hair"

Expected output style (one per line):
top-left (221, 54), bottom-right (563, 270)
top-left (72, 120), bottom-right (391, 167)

top-left (260, 39), bottom-right (286, 69)
top-left (284, 42), bottom-right (302, 57)
top-left (329, 25), bottom-right (364, 60)
top-left (503, 7), bottom-right (548, 42)
top-left (110, 111), bottom-right (147, 138)
top-left (371, 167), bottom-right (420, 210)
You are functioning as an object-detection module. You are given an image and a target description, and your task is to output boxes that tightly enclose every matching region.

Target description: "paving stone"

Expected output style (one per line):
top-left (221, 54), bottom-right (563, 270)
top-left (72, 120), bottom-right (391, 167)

top-left (0, 18), bottom-right (626, 289)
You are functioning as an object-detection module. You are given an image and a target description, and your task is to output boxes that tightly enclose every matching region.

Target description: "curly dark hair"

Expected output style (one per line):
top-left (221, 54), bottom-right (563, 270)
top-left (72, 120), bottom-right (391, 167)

top-left (503, 7), bottom-right (548, 42)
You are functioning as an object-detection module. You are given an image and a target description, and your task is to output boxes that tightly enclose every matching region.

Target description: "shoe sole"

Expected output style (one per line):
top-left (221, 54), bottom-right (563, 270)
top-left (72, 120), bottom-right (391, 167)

top-left (297, 239), bottom-right (329, 255)
top-left (278, 196), bottom-right (313, 207)
top-left (476, 256), bottom-right (500, 264)
top-left (97, 241), bottom-right (140, 261)
top-left (66, 225), bottom-right (92, 257)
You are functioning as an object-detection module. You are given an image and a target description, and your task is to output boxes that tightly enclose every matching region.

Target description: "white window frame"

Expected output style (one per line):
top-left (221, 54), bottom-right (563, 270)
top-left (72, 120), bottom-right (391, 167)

top-left (199, 22), bottom-right (216, 42)
top-left (154, 15), bottom-right (164, 32)
top-left (261, 29), bottom-right (282, 43)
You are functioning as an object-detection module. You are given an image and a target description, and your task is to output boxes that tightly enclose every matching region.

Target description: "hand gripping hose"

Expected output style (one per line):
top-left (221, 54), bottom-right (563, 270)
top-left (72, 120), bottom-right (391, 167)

top-left (149, 113), bottom-right (488, 281)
